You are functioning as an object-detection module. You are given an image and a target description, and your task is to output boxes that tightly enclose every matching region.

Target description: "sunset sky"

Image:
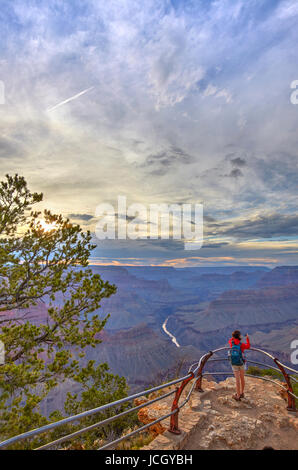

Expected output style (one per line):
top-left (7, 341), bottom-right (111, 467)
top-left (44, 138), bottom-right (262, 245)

top-left (1, 0), bottom-right (298, 267)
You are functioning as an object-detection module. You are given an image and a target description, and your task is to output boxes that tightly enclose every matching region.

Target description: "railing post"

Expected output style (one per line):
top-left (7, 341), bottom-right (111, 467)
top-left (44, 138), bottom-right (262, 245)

top-left (274, 359), bottom-right (296, 412)
top-left (168, 372), bottom-right (194, 435)
top-left (195, 351), bottom-right (213, 392)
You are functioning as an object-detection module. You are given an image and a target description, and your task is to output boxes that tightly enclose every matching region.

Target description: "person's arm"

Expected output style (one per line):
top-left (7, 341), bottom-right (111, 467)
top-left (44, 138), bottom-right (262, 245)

top-left (242, 334), bottom-right (250, 351)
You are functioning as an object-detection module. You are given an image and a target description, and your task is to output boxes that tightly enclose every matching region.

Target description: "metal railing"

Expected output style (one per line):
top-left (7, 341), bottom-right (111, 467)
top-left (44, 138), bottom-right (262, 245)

top-left (0, 372), bottom-right (194, 450)
top-left (193, 347), bottom-right (298, 412)
top-left (0, 347), bottom-right (297, 450)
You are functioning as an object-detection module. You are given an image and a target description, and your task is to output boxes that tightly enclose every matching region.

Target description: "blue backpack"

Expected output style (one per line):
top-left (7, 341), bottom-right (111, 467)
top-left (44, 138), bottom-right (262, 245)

top-left (229, 339), bottom-right (244, 366)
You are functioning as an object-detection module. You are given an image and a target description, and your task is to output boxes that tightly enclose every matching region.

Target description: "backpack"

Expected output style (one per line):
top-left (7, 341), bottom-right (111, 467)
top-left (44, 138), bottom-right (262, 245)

top-left (229, 339), bottom-right (244, 366)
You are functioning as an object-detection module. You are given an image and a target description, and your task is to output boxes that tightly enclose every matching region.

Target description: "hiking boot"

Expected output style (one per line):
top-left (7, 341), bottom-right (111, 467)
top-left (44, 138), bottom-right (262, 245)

top-left (232, 394), bottom-right (241, 401)
top-left (240, 393), bottom-right (245, 398)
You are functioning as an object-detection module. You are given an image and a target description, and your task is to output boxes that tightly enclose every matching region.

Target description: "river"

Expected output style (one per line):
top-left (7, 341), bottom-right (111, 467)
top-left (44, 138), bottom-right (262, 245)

top-left (162, 317), bottom-right (180, 348)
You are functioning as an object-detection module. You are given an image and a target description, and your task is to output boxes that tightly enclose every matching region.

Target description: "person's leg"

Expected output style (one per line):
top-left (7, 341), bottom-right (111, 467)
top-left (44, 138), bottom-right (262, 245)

top-left (240, 368), bottom-right (245, 396)
top-left (233, 369), bottom-right (241, 398)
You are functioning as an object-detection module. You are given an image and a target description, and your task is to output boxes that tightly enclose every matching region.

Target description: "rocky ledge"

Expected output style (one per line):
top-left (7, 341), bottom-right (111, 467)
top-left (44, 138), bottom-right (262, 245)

top-left (138, 376), bottom-right (298, 450)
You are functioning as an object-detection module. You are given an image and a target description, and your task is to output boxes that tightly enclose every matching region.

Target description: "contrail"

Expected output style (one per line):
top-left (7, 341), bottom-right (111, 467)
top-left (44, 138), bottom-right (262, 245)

top-left (47, 86), bottom-right (94, 112)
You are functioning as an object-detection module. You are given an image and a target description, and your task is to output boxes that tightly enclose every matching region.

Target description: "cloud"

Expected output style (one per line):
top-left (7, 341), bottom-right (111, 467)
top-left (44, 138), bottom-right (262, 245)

top-left (202, 242), bottom-right (230, 249)
top-left (68, 213), bottom-right (94, 221)
top-left (115, 213), bottom-right (137, 223)
top-left (204, 215), bottom-right (217, 223)
top-left (227, 168), bottom-right (243, 178)
top-left (231, 157), bottom-right (246, 167)
top-left (1, 0), bottom-right (298, 265)
top-left (0, 137), bottom-right (23, 159)
top-left (146, 12), bottom-right (205, 109)
top-left (215, 213), bottom-right (298, 239)
top-left (139, 145), bottom-right (194, 175)
top-left (213, 88), bottom-right (232, 103)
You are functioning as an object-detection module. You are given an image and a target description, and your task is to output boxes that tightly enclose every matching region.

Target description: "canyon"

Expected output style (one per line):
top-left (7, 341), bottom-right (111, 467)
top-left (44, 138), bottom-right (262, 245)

top-left (71, 264), bottom-right (297, 408)
top-left (3, 264), bottom-right (298, 415)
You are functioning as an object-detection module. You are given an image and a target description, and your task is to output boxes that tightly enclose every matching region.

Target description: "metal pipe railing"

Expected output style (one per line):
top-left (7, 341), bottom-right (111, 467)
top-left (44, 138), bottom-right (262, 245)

top-left (98, 409), bottom-right (177, 450)
top-left (36, 388), bottom-right (176, 450)
top-left (200, 346), bottom-right (296, 373)
top-left (0, 373), bottom-right (192, 449)
top-left (249, 347), bottom-right (298, 375)
top-left (98, 372), bottom-right (203, 449)
top-left (249, 347), bottom-right (275, 360)
top-left (207, 358), bottom-right (289, 376)
top-left (202, 372), bottom-right (296, 395)
top-left (274, 360), bottom-right (298, 375)
top-left (189, 347), bottom-right (297, 415)
top-left (0, 346), bottom-right (297, 449)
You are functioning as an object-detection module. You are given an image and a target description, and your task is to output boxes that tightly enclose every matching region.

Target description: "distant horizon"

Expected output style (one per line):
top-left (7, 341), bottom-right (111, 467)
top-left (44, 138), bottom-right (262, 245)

top-left (87, 262), bottom-right (298, 269)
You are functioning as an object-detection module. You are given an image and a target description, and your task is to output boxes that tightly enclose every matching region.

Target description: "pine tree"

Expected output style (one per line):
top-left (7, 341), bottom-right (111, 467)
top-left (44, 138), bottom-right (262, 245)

top-left (0, 174), bottom-right (129, 448)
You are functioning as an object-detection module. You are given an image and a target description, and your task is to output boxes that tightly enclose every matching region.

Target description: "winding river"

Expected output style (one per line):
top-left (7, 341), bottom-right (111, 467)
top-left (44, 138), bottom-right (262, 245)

top-left (162, 317), bottom-right (180, 348)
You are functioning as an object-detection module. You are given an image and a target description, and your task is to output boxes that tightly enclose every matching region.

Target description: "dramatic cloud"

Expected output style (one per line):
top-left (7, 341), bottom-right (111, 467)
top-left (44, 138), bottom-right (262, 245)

top-left (214, 213), bottom-right (298, 240)
top-left (0, 0), bottom-right (297, 265)
top-left (138, 146), bottom-right (195, 176)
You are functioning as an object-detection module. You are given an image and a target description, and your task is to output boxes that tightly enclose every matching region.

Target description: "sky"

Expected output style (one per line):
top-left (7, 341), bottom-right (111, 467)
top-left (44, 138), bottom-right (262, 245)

top-left (0, 0), bottom-right (298, 267)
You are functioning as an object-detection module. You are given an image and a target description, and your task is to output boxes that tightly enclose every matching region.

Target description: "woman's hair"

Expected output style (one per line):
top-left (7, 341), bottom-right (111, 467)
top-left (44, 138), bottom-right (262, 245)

top-left (232, 330), bottom-right (241, 340)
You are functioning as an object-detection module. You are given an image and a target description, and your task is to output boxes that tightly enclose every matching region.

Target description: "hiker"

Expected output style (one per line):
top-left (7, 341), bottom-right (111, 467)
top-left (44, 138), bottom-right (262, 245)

top-left (228, 330), bottom-right (250, 401)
